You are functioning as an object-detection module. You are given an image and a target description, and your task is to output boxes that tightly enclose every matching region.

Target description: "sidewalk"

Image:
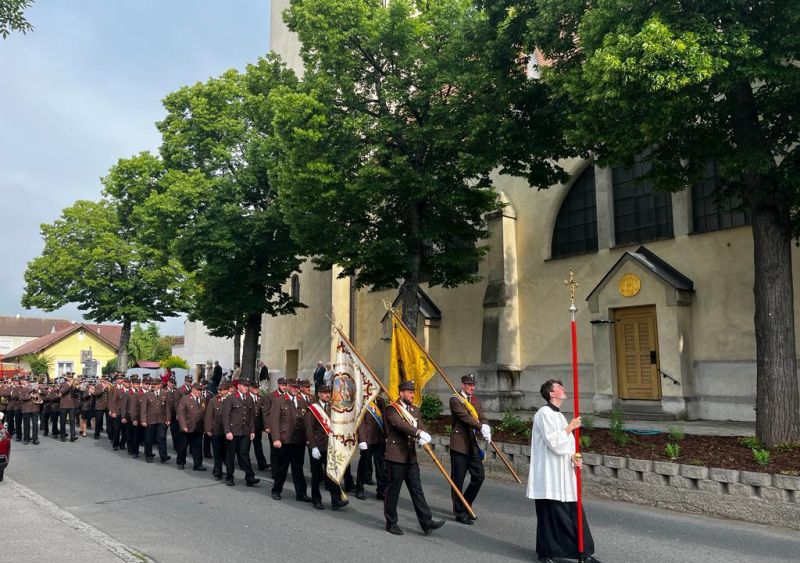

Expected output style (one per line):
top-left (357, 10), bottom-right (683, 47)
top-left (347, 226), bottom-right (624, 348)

top-left (0, 477), bottom-right (151, 563)
top-left (485, 409), bottom-right (755, 437)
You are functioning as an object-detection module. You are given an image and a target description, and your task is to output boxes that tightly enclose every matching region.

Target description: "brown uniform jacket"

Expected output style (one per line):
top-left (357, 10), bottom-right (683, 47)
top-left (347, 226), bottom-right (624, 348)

top-left (268, 393), bottom-right (307, 444)
top-left (178, 394), bottom-right (207, 433)
top-left (357, 397), bottom-right (386, 445)
top-left (93, 384), bottom-right (110, 411)
top-left (140, 390), bottom-right (171, 425)
top-left (59, 383), bottom-right (82, 410)
top-left (305, 401), bottom-right (331, 451)
top-left (449, 393), bottom-right (487, 455)
top-left (174, 384), bottom-right (192, 411)
top-left (108, 385), bottom-right (126, 416)
top-left (262, 390), bottom-right (285, 431)
top-left (124, 390), bottom-right (144, 423)
top-left (80, 390), bottom-right (94, 413)
top-left (222, 391), bottom-right (255, 436)
top-left (6, 386), bottom-right (20, 410)
top-left (385, 401), bottom-right (424, 464)
top-left (20, 387), bottom-right (41, 414)
top-left (0, 385), bottom-right (13, 410)
top-left (204, 394), bottom-right (227, 435)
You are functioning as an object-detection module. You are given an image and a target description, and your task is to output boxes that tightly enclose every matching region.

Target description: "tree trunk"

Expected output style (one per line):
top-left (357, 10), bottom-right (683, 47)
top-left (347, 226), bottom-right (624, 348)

top-left (752, 203), bottom-right (800, 447)
top-left (233, 331), bottom-right (242, 368)
top-left (400, 202), bottom-right (423, 335)
top-left (240, 312), bottom-right (261, 385)
top-left (117, 319), bottom-right (132, 374)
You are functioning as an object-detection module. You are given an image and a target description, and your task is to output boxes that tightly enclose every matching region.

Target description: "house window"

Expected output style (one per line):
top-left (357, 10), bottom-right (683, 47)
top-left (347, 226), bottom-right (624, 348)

top-left (613, 156), bottom-right (674, 245)
top-left (551, 166), bottom-right (598, 259)
top-left (57, 361), bottom-right (74, 377)
top-left (290, 274), bottom-right (300, 302)
top-left (0, 338), bottom-right (12, 353)
top-left (692, 162), bottom-right (750, 233)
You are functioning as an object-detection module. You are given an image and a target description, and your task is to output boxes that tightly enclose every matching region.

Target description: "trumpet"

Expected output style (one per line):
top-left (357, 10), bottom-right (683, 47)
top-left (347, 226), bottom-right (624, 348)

top-left (31, 391), bottom-right (43, 405)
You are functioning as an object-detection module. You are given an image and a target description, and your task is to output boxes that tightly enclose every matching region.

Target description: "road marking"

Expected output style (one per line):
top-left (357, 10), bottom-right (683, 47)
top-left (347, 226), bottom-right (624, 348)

top-left (6, 477), bottom-right (154, 562)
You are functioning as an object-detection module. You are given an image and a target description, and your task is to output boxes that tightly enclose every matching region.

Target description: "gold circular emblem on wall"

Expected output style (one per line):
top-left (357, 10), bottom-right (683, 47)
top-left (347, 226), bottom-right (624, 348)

top-left (618, 273), bottom-right (641, 297)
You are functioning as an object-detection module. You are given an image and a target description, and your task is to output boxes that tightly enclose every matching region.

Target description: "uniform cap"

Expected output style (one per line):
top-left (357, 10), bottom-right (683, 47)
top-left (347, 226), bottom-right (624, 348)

top-left (461, 373), bottom-right (476, 384)
top-left (183, 375), bottom-right (192, 382)
top-left (277, 377), bottom-right (287, 385)
top-left (398, 381), bottom-right (415, 392)
top-left (300, 379), bottom-right (311, 388)
top-left (219, 381), bottom-right (231, 390)
top-left (287, 379), bottom-right (301, 388)
top-left (130, 376), bottom-right (140, 383)
top-left (191, 382), bottom-right (203, 390)
top-left (317, 384), bottom-right (331, 393)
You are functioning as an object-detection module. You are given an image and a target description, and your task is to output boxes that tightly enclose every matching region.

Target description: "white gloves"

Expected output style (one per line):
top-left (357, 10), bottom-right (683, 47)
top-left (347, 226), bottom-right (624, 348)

top-left (312, 447), bottom-right (321, 460)
top-left (480, 424), bottom-right (492, 443)
top-left (358, 442), bottom-right (368, 451)
top-left (418, 431), bottom-right (432, 446)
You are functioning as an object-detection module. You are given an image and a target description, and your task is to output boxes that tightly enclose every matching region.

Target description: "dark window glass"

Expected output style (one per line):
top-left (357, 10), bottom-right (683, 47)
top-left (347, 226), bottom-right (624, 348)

top-left (612, 156), bottom-right (674, 245)
top-left (691, 162), bottom-right (750, 233)
top-left (290, 274), bottom-right (300, 302)
top-left (551, 166), bottom-right (598, 259)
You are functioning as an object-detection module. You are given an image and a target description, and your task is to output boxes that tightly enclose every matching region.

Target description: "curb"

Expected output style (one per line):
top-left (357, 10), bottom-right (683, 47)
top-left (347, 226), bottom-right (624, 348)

top-left (7, 477), bottom-right (154, 562)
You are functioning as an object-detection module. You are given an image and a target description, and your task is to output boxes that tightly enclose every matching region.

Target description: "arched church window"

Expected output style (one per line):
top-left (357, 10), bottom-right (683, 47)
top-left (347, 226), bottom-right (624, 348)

top-left (290, 274), bottom-right (300, 302)
top-left (691, 162), bottom-right (750, 233)
top-left (612, 154), bottom-right (674, 245)
top-left (551, 166), bottom-right (598, 259)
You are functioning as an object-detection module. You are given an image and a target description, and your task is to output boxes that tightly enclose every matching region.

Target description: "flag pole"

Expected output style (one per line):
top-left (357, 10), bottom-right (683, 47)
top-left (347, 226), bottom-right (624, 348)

top-left (565, 269), bottom-right (585, 562)
top-left (331, 321), bottom-right (476, 519)
top-left (389, 310), bottom-right (522, 484)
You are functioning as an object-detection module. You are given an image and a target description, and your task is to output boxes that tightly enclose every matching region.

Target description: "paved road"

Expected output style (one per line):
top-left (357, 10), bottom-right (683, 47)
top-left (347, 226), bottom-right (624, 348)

top-left (3, 435), bottom-right (799, 562)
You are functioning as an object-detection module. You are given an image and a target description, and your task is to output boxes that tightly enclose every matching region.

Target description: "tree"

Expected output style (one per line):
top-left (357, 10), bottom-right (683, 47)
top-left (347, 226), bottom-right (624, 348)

top-left (161, 355), bottom-right (189, 370)
top-left (271, 0), bottom-right (565, 333)
top-left (21, 351), bottom-right (51, 378)
top-left (0, 0), bottom-right (34, 38)
top-left (127, 323), bottom-right (173, 365)
top-left (140, 56), bottom-right (303, 383)
top-left (499, 0), bottom-right (800, 446)
top-left (22, 153), bottom-right (189, 372)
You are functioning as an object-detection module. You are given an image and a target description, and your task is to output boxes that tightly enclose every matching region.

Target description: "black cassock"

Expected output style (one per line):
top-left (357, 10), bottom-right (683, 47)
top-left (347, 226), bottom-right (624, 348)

top-left (535, 499), bottom-right (595, 559)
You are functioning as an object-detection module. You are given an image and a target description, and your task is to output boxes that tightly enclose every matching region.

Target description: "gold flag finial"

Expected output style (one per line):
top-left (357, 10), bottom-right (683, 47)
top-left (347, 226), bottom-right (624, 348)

top-left (565, 268), bottom-right (579, 312)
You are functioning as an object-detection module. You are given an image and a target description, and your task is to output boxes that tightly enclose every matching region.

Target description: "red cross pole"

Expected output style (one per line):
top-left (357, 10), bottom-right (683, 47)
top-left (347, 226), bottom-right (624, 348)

top-left (565, 269), bottom-right (585, 562)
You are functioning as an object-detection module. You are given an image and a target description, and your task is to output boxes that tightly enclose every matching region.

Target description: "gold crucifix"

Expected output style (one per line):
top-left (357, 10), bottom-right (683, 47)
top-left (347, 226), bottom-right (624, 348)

top-left (564, 268), bottom-right (579, 309)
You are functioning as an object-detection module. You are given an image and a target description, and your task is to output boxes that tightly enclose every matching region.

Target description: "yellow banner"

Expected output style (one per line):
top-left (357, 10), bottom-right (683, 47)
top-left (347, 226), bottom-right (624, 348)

top-left (388, 315), bottom-right (435, 405)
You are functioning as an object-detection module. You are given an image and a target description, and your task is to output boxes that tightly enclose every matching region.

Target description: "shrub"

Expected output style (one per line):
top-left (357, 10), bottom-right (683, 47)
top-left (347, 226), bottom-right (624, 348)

top-left (774, 442), bottom-right (800, 453)
top-left (419, 393), bottom-right (443, 422)
top-left (580, 435), bottom-right (592, 450)
top-left (666, 425), bottom-right (685, 442)
top-left (665, 443), bottom-right (680, 460)
top-left (161, 355), bottom-right (189, 370)
top-left (498, 409), bottom-right (530, 435)
top-left (752, 448), bottom-right (771, 466)
top-left (581, 414), bottom-right (595, 431)
top-left (609, 408), bottom-right (629, 446)
top-left (738, 436), bottom-right (761, 449)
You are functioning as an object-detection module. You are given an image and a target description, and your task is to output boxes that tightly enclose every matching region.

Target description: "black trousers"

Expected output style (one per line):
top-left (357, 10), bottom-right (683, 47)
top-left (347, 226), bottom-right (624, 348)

top-left (210, 434), bottom-right (228, 476)
top-left (6, 409), bottom-right (17, 438)
top-left (109, 415), bottom-right (122, 447)
top-left (385, 461), bottom-right (433, 527)
top-left (271, 443), bottom-right (307, 498)
top-left (169, 415), bottom-right (181, 452)
top-left (14, 410), bottom-right (23, 440)
top-left (94, 410), bottom-right (106, 438)
top-left (145, 423), bottom-right (169, 460)
top-left (59, 408), bottom-right (79, 440)
top-left (126, 422), bottom-right (142, 454)
top-left (41, 410), bottom-right (49, 435)
top-left (357, 443), bottom-right (387, 496)
top-left (268, 433), bottom-right (278, 477)
top-left (203, 433), bottom-right (212, 458)
top-left (534, 499), bottom-right (595, 559)
top-left (252, 428), bottom-right (268, 469)
top-left (22, 412), bottom-right (39, 442)
top-left (51, 409), bottom-right (60, 435)
top-left (185, 431), bottom-right (204, 468)
top-left (225, 435), bottom-right (255, 482)
top-left (450, 449), bottom-right (485, 516)
top-left (310, 452), bottom-right (343, 505)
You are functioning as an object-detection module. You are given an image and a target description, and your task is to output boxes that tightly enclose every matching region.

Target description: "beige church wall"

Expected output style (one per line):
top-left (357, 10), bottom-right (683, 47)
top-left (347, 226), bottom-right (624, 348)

top-left (269, 0), bottom-right (304, 76)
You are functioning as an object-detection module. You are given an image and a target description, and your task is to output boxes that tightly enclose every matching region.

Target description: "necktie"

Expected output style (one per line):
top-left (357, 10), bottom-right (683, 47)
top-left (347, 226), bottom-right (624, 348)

top-left (195, 397), bottom-right (199, 406)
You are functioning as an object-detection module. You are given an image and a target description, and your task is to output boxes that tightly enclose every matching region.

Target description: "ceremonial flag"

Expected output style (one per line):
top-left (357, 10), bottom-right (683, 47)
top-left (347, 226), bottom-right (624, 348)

top-left (326, 334), bottom-right (381, 483)
top-left (388, 313), bottom-right (436, 405)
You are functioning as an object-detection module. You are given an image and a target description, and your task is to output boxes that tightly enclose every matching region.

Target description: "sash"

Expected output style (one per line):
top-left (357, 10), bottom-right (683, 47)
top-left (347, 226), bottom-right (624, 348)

top-left (308, 403), bottom-right (332, 436)
top-left (366, 401), bottom-right (384, 431)
top-left (388, 402), bottom-right (418, 428)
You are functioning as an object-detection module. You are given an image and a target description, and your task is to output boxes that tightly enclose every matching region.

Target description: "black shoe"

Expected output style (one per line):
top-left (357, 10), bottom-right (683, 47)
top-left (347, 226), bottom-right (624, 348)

top-left (161, 455), bottom-right (171, 463)
top-left (177, 464), bottom-right (185, 470)
top-left (386, 524), bottom-right (404, 536)
top-left (296, 496), bottom-right (312, 503)
top-left (32, 440), bottom-right (40, 445)
top-left (112, 445), bottom-right (118, 450)
top-left (312, 501), bottom-right (324, 510)
top-left (93, 435), bottom-right (99, 440)
top-left (271, 493), bottom-right (281, 500)
top-left (193, 465), bottom-right (207, 472)
top-left (246, 480), bottom-right (259, 487)
top-left (70, 437), bottom-right (78, 442)
top-left (455, 514), bottom-right (474, 525)
top-left (355, 490), bottom-right (367, 500)
top-left (23, 441), bottom-right (30, 445)
top-left (376, 493), bottom-right (385, 500)
top-left (258, 465), bottom-right (268, 471)
top-left (344, 484), bottom-right (356, 493)
top-left (61, 437), bottom-right (67, 442)
top-left (226, 479), bottom-right (235, 487)
top-left (537, 558), bottom-right (555, 563)
top-left (422, 519), bottom-right (445, 535)
top-left (585, 557), bottom-right (604, 563)
top-left (332, 500), bottom-right (349, 511)
top-left (146, 457), bottom-right (153, 463)
top-left (364, 478), bottom-right (376, 486)
top-left (132, 454), bottom-right (139, 459)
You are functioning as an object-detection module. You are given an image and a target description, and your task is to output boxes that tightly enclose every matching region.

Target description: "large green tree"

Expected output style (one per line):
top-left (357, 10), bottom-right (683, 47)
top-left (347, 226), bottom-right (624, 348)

top-left (0, 0), bottom-right (34, 38)
top-left (271, 0), bottom-right (565, 333)
top-left (498, 0), bottom-right (800, 445)
top-left (140, 56), bottom-right (303, 381)
top-left (22, 153), bottom-right (189, 371)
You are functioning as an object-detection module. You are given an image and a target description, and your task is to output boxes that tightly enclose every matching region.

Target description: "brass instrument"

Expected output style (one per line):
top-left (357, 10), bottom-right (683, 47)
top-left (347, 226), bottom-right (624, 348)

top-left (31, 390), bottom-right (43, 405)
top-left (0, 396), bottom-right (7, 406)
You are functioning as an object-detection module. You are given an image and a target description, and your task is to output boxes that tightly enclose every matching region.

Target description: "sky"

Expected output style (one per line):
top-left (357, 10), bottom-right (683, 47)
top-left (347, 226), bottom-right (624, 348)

top-left (0, 0), bottom-right (271, 335)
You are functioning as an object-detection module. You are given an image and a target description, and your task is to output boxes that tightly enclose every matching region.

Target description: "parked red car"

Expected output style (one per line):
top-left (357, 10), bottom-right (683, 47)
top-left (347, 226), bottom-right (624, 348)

top-left (0, 412), bottom-right (10, 481)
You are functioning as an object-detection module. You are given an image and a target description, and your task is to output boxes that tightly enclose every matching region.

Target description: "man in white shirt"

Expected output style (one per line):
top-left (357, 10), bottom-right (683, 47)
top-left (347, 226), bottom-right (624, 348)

top-left (527, 379), bottom-right (600, 563)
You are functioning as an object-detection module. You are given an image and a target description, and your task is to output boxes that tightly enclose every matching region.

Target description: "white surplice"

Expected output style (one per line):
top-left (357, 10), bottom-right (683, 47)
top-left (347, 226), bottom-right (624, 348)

top-left (526, 404), bottom-right (577, 502)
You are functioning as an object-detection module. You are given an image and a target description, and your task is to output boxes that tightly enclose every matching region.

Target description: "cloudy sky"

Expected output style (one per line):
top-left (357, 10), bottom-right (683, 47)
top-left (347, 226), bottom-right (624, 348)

top-left (0, 0), bottom-right (271, 335)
